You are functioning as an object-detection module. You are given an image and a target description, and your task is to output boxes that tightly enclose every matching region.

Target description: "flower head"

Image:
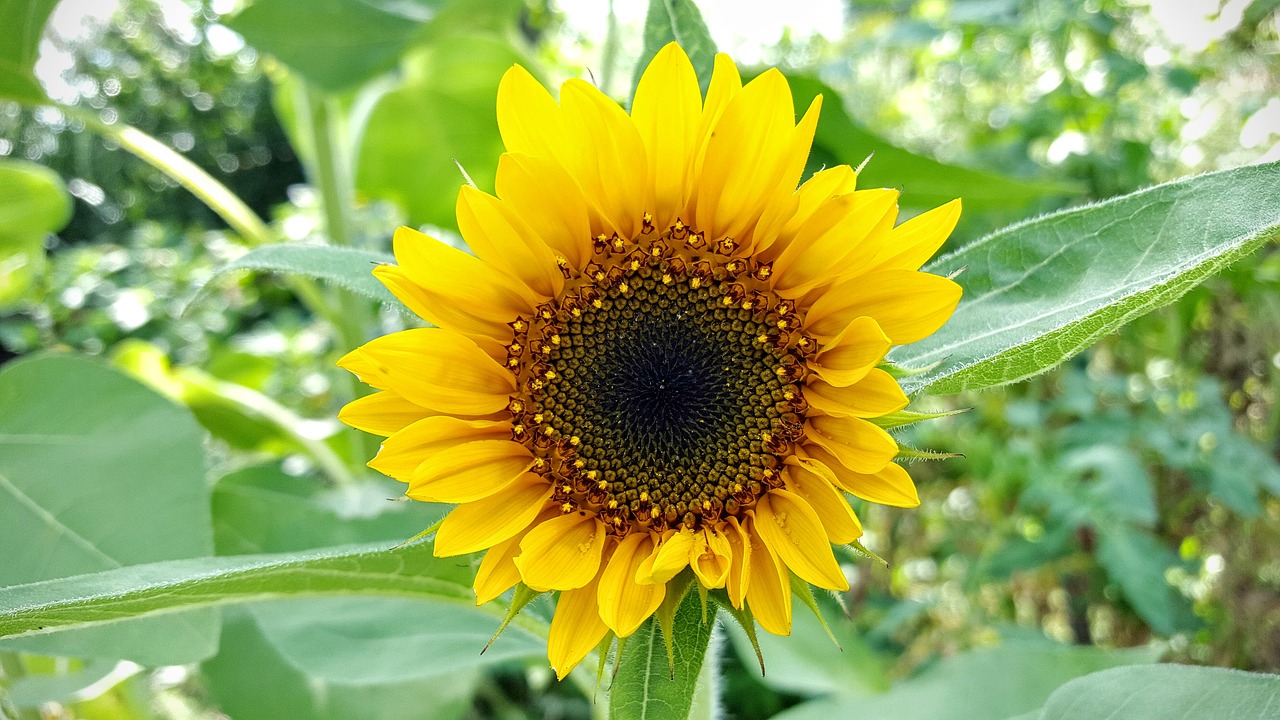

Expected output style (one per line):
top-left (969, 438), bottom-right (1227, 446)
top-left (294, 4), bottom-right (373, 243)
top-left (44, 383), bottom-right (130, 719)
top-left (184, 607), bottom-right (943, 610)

top-left (339, 43), bottom-right (962, 678)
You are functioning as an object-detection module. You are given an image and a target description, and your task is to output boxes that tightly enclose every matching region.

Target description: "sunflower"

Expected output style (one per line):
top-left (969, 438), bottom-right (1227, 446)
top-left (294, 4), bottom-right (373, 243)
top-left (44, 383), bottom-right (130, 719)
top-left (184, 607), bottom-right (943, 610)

top-left (338, 42), bottom-right (962, 679)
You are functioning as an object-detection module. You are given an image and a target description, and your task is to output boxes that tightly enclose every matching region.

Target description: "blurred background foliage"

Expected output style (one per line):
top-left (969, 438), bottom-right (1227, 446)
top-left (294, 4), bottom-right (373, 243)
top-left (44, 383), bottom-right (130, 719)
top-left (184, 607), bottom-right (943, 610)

top-left (0, 0), bottom-right (1278, 718)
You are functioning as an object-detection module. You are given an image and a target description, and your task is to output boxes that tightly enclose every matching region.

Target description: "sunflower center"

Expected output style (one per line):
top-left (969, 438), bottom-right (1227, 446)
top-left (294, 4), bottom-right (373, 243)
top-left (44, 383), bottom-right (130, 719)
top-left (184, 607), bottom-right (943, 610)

top-left (505, 221), bottom-right (813, 535)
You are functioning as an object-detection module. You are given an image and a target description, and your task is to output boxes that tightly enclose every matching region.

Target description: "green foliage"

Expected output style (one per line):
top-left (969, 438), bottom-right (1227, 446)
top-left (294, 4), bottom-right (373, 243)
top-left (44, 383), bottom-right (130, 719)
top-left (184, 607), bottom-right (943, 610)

top-left (1022, 664), bottom-right (1280, 719)
top-left (226, 0), bottom-right (439, 93)
top-left (787, 75), bottom-right (1078, 212)
top-left (0, 159), bottom-right (70, 307)
top-left (609, 588), bottom-right (716, 720)
top-left (195, 243), bottom-right (400, 310)
top-left (633, 0), bottom-right (717, 96)
top-left (774, 637), bottom-right (1159, 720)
top-left (0, 0), bottom-right (58, 103)
top-left (0, 354), bottom-right (217, 665)
top-left (899, 162), bottom-right (1280, 395)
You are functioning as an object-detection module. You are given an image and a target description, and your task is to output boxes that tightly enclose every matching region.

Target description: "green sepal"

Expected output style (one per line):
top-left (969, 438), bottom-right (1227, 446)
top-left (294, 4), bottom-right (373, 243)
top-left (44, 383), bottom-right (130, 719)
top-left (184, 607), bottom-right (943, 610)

top-left (879, 359), bottom-right (943, 380)
top-left (594, 629), bottom-right (616, 699)
top-left (709, 593), bottom-right (765, 676)
top-left (847, 539), bottom-right (889, 568)
top-left (870, 406), bottom-right (968, 430)
top-left (790, 576), bottom-right (842, 651)
top-left (895, 445), bottom-right (963, 462)
top-left (696, 583), bottom-right (710, 624)
top-left (391, 515), bottom-right (445, 550)
top-left (483, 583), bottom-right (542, 654)
top-left (611, 632), bottom-right (631, 681)
top-left (655, 573), bottom-right (695, 679)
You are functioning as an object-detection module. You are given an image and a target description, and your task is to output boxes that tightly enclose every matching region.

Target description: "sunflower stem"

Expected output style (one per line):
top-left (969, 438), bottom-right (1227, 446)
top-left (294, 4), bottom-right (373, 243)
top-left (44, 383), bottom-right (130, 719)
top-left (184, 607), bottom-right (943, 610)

top-left (296, 81), bottom-right (380, 466)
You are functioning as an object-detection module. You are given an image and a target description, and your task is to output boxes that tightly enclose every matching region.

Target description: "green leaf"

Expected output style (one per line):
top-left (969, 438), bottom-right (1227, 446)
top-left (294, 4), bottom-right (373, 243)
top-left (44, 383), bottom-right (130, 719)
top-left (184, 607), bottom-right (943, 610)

top-left (724, 593), bottom-right (888, 697)
top-left (226, 0), bottom-right (439, 93)
top-left (1095, 525), bottom-right (1193, 636)
top-left (356, 32), bottom-right (526, 231)
top-left (897, 161), bottom-right (1280, 395)
top-left (1027, 664), bottom-right (1280, 720)
top-left (5, 659), bottom-right (128, 709)
top-left (193, 243), bottom-right (402, 310)
top-left (0, 159), bottom-right (71, 306)
top-left (0, 355), bottom-right (217, 665)
top-left (775, 638), bottom-right (1159, 720)
top-left (609, 588), bottom-right (715, 720)
top-left (0, 0), bottom-right (57, 103)
top-left (784, 75), bottom-right (1077, 211)
top-left (203, 606), bottom-right (481, 720)
top-left (0, 542), bottom-right (492, 641)
top-left (632, 0), bottom-right (717, 97)
top-left (212, 463), bottom-right (442, 555)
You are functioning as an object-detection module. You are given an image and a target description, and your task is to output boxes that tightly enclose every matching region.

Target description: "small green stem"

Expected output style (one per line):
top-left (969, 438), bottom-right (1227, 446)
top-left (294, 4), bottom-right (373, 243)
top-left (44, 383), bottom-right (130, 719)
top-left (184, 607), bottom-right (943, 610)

top-left (57, 105), bottom-right (273, 246)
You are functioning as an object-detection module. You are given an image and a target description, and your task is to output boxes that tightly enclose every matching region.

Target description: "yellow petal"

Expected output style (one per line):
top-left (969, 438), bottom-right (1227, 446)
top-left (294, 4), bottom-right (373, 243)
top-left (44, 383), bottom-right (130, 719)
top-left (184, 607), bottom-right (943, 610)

top-left (495, 153), bottom-right (592, 270)
top-left (810, 316), bottom-right (891, 387)
top-left (804, 270), bottom-right (962, 345)
top-left (754, 489), bottom-right (849, 591)
top-left (598, 533), bottom-right (665, 637)
top-left (757, 164), bottom-right (859, 261)
top-left (747, 97), bottom-right (823, 252)
top-left (866, 198), bottom-right (962, 273)
top-left (548, 570), bottom-right (609, 680)
top-left (771, 188), bottom-right (898, 296)
top-left (724, 516), bottom-right (751, 610)
top-left (474, 509), bottom-right (558, 605)
top-left (800, 447), bottom-right (920, 507)
top-left (369, 416), bottom-right (508, 480)
top-left (690, 527), bottom-right (733, 589)
top-left (631, 42), bottom-right (702, 230)
top-left (696, 69), bottom-right (801, 242)
top-left (515, 512), bottom-right (606, 591)
top-left (433, 474), bottom-right (554, 556)
top-left (803, 369), bottom-right (909, 418)
top-left (456, 186), bottom-right (564, 299)
top-left (407, 439), bottom-right (532, 503)
top-left (560, 78), bottom-right (647, 239)
top-left (805, 414), bottom-right (898, 475)
top-left (783, 460), bottom-right (863, 544)
top-left (338, 328), bottom-right (516, 416)
top-left (685, 53), bottom-right (743, 214)
top-left (744, 518), bottom-right (791, 635)
top-left (338, 391), bottom-right (433, 437)
top-left (379, 227), bottom-right (535, 347)
top-left (496, 64), bottom-right (570, 160)
top-left (635, 528), bottom-right (694, 585)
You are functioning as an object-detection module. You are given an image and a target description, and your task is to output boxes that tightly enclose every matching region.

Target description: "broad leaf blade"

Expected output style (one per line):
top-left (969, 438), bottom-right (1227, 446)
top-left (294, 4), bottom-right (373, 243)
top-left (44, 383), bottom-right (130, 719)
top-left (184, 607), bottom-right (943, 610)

top-left (0, 355), bottom-right (217, 665)
top-left (0, 543), bottom-right (482, 640)
top-left (226, 0), bottom-right (437, 92)
top-left (1031, 664), bottom-right (1280, 720)
top-left (633, 0), bottom-right (717, 97)
top-left (193, 243), bottom-right (402, 310)
top-left (898, 161), bottom-right (1280, 395)
top-left (609, 590), bottom-right (715, 720)
top-left (0, 0), bottom-right (57, 103)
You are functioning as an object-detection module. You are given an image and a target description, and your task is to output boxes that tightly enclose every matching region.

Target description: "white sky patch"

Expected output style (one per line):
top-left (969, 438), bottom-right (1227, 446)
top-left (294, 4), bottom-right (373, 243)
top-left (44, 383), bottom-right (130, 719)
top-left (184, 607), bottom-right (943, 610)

top-left (1140, 0), bottom-right (1250, 52)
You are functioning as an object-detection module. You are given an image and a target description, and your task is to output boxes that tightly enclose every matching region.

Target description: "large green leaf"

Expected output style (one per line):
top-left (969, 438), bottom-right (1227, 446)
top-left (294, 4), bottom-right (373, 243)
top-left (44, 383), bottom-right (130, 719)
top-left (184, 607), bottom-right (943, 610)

top-left (356, 32), bottom-right (525, 231)
top-left (897, 161), bottom-right (1280, 395)
top-left (226, 0), bottom-right (440, 93)
top-left (774, 638), bottom-right (1159, 720)
top-left (1024, 664), bottom-right (1280, 720)
top-left (0, 0), bottom-right (57, 103)
top-left (0, 355), bottom-right (217, 665)
top-left (609, 589), bottom-right (716, 720)
top-left (203, 607), bottom-right (480, 720)
top-left (632, 0), bottom-right (717, 97)
top-left (190, 243), bottom-right (403, 311)
top-left (786, 75), bottom-right (1076, 211)
top-left (0, 543), bottom-right (501, 640)
top-left (0, 159), bottom-right (71, 306)
top-left (1095, 525), bottom-right (1194, 636)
